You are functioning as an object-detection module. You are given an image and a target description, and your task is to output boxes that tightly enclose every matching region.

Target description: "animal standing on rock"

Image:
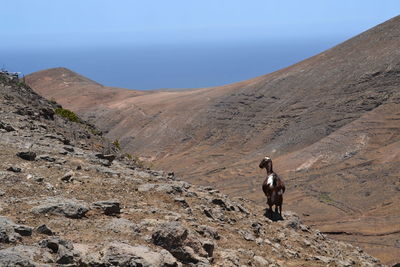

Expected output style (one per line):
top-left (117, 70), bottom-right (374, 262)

top-left (259, 156), bottom-right (285, 216)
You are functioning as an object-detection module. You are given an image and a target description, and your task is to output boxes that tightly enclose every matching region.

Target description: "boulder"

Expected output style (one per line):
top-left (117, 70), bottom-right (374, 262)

top-left (152, 222), bottom-right (209, 264)
top-left (103, 242), bottom-right (178, 267)
top-left (31, 197), bottom-right (89, 219)
top-left (0, 248), bottom-right (38, 267)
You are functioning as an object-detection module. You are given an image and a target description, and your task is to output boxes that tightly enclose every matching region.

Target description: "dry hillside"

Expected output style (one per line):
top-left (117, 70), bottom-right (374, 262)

top-left (26, 16), bottom-right (400, 265)
top-left (0, 71), bottom-right (385, 266)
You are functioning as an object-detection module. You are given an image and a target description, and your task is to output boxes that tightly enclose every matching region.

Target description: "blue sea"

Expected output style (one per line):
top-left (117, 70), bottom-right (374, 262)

top-left (1, 39), bottom-right (341, 90)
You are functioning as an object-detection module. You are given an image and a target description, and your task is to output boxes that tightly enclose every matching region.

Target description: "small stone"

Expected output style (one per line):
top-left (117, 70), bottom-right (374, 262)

top-left (196, 225), bottom-right (219, 240)
top-left (63, 146), bottom-right (75, 152)
top-left (56, 245), bottom-right (74, 264)
top-left (138, 184), bottom-right (157, 192)
top-left (7, 167), bottom-right (21, 173)
top-left (38, 154), bottom-right (56, 162)
top-left (39, 236), bottom-right (73, 253)
top-left (61, 171), bottom-right (74, 182)
top-left (253, 255), bottom-right (270, 266)
top-left (33, 176), bottom-right (44, 183)
top-left (36, 224), bottom-right (53, 235)
top-left (174, 197), bottom-right (189, 208)
top-left (95, 153), bottom-right (116, 162)
top-left (16, 151), bottom-right (36, 161)
top-left (92, 200), bottom-right (120, 215)
top-left (13, 225), bottom-right (33, 236)
top-left (202, 240), bottom-right (214, 257)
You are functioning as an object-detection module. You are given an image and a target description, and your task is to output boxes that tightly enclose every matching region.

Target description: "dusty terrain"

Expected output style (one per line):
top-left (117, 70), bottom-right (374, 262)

top-left (26, 16), bottom-right (400, 264)
top-left (0, 71), bottom-right (385, 266)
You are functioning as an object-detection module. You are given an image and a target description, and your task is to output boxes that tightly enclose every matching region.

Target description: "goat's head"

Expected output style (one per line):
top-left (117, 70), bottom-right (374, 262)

top-left (259, 156), bottom-right (273, 173)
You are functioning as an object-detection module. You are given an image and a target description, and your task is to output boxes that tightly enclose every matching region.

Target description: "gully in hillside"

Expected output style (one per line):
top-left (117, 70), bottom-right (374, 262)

top-left (259, 156), bottom-right (286, 217)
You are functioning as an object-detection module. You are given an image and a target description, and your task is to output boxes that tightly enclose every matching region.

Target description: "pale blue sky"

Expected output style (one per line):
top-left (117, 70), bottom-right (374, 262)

top-left (1, 1), bottom-right (399, 89)
top-left (2, 1), bottom-right (399, 49)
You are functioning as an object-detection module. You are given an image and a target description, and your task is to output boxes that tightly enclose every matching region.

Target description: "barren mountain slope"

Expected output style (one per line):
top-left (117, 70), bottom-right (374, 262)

top-left (1, 72), bottom-right (385, 266)
top-left (27, 16), bottom-right (400, 264)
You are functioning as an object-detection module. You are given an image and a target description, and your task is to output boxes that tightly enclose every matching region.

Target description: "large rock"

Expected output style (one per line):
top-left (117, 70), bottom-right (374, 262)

top-left (152, 222), bottom-right (209, 264)
top-left (281, 211), bottom-right (301, 229)
top-left (31, 197), bottom-right (89, 218)
top-left (0, 245), bottom-right (52, 267)
top-left (39, 237), bottom-right (75, 264)
top-left (103, 242), bottom-right (178, 267)
top-left (0, 216), bottom-right (32, 243)
top-left (0, 249), bottom-right (37, 267)
top-left (104, 218), bottom-right (140, 234)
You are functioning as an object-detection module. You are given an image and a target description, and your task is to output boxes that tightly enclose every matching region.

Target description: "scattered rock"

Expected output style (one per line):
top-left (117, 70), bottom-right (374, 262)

top-left (105, 218), bottom-right (140, 234)
top-left (13, 225), bottom-right (33, 236)
top-left (31, 197), bottom-right (89, 219)
top-left (219, 249), bottom-right (240, 266)
top-left (211, 198), bottom-right (235, 211)
top-left (0, 122), bottom-right (15, 132)
top-left (0, 217), bottom-right (21, 243)
top-left (61, 170), bottom-right (74, 182)
top-left (152, 222), bottom-right (207, 264)
top-left (7, 166), bottom-right (21, 173)
top-left (0, 248), bottom-right (38, 267)
top-left (202, 239), bottom-right (214, 257)
top-left (16, 151), bottom-right (36, 161)
top-left (196, 225), bottom-right (220, 240)
top-left (36, 224), bottom-right (54, 235)
top-left (39, 236), bottom-right (74, 253)
top-left (253, 255), bottom-right (270, 266)
top-left (92, 200), bottom-right (120, 215)
top-left (39, 236), bottom-right (75, 264)
top-left (103, 242), bottom-right (178, 267)
top-left (38, 154), bottom-right (56, 162)
top-left (95, 153), bottom-right (116, 162)
top-left (39, 107), bottom-right (55, 120)
top-left (174, 197), bottom-right (189, 209)
top-left (239, 230), bottom-right (256, 241)
top-left (282, 211), bottom-right (301, 229)
top-left (63, 146), bottom-right (74, 153)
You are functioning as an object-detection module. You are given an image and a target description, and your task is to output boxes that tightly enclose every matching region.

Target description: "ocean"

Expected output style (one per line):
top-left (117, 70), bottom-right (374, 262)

top-left (1, 39), bottom-right (341, 90)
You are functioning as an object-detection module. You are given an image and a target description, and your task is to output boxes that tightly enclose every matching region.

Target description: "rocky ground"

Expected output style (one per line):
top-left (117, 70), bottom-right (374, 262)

top-left (0, 74), bottom-right (385, 266)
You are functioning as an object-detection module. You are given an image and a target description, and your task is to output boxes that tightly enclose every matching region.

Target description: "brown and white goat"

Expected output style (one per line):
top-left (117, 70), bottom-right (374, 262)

top-left (259, 156), bottom-right (285, 215)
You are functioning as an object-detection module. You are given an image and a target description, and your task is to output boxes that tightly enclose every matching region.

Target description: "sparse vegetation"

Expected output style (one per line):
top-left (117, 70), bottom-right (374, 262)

top-left (88, 126), bottom-right (102, 136)
top-left (55, 108), bottom-right (82, 123)
top-left (123, 153), bottom-right (146, 168)
top-left (319, 193), bottom-right (333, 204)
top-left (112, 139), bottom-right (121, 150)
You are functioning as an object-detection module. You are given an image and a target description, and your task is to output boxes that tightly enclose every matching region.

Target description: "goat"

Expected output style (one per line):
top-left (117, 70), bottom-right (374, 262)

top-left (259, 156), bottom-right (285, 215)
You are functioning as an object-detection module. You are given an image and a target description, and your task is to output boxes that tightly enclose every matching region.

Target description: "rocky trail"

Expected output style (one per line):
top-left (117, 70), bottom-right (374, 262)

top-left (0, 73), bottom-right (385, 266)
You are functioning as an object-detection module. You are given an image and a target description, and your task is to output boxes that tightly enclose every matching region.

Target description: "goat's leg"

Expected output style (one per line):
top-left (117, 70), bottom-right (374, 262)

top-left (274, 205), bottom-right (278, 214)
top-left (268, 204), bottom-right (273, 214)
top-left (279, 204), bottom-right (282, 216)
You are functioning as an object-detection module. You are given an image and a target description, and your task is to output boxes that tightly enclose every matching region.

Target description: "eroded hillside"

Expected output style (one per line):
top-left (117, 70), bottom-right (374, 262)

top-left (0, 71), bottom-right (386, 266)
top-left (26, 16), bottom-right (400, 264)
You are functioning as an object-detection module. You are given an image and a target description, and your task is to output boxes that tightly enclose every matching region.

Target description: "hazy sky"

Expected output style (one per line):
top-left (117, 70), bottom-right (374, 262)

top-left (2, 1), bottom-right (399, 49)
top-left (1, 1), bottom-right (399, 89)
